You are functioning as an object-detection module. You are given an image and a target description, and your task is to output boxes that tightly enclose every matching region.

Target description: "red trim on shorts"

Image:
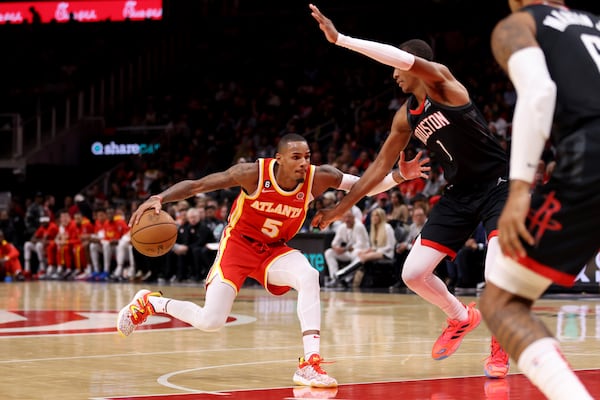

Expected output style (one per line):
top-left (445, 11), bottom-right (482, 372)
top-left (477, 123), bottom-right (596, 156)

top-left (517, 255), bottom-right (576, 287)
top-left (487, 229), bottom-right (498, 241)
top-left (421, 239), bottom-right (457, 260)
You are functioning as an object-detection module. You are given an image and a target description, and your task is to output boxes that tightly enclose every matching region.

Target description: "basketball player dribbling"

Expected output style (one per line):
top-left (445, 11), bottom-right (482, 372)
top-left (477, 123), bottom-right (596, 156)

top-left (116, 133), bottom-right (429, 387)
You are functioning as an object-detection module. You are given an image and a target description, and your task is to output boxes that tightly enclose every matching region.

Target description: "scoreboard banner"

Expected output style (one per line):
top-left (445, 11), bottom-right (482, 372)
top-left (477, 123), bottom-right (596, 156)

top-left (0, 0), bottom-right (162, 24)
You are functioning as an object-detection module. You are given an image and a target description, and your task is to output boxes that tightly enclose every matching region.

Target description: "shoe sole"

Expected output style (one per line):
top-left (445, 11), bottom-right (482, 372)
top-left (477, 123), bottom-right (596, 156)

top-left (484, 370), bottom-right (509, 379)
top-left (484, 360), bottom-right (509, 379)
top-left (116, 289), bottom-right (150, 337)
top-left (292, 375), bottom-right (338, 388)
top-left (116, 306), bottom-right (133, 337)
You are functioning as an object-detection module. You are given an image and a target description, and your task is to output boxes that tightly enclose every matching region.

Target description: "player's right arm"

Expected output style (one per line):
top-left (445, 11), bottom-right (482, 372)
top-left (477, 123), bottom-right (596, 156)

top-left (186, 162), bottom-right (259, 197)
top-left (129, 162), bottom-right (259, 226)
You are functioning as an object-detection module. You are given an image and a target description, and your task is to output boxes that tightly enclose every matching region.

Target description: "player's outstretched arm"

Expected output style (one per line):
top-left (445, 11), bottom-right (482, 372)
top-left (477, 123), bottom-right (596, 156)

top-left (309, 3), bottom-right (415, 71)
top-left (129, 163), bottom-right (259, 226)
top-left (309, 3), bottom-right (468, 103)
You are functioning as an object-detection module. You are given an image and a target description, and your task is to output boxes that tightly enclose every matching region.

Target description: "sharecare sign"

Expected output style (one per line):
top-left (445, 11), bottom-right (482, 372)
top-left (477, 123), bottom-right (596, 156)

top-left (0, 0), bottom-right (162, 23)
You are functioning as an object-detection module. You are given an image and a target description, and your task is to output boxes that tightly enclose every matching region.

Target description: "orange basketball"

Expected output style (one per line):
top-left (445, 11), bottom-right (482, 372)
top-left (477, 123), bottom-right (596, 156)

top-left (130, 209), bottom-right (178, 257)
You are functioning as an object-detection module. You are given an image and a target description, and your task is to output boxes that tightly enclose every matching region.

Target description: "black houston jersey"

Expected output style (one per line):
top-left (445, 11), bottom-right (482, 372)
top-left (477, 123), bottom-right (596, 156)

top-left (406, 96), bottom-right (508, 186)
top-left (525, 5), bottom-right (600, 141)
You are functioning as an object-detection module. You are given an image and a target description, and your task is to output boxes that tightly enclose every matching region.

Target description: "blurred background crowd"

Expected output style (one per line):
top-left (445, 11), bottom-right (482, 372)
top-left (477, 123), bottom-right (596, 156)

top-left (0, 0), bottom-right (569, 289)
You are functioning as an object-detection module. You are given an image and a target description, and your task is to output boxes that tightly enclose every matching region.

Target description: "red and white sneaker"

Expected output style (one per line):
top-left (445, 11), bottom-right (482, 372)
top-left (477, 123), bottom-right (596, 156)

top-left (292, 354), bottom-right (337, 388)
top-left (116, 289), bottom-right (162, 337)
top-left (432, 302), bottom-right (482, 360)
top-left (484, 336), bottom-right (510, 378)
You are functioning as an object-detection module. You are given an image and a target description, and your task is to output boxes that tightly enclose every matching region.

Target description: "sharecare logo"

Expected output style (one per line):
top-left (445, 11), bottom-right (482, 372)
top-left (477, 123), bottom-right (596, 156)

top-left (123, 1), bottom-right (162, 19)
top-left (91, 141), bottom-right (160, 155)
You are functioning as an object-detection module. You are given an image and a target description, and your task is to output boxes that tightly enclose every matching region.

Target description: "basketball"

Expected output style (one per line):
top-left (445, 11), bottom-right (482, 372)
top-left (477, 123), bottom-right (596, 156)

top-left (130, 209), bottom-right (178, 257)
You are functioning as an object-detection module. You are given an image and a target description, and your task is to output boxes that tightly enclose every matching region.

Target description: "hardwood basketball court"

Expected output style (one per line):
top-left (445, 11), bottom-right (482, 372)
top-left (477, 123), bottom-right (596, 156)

top-left (1, 281), bottom-right (599, 399)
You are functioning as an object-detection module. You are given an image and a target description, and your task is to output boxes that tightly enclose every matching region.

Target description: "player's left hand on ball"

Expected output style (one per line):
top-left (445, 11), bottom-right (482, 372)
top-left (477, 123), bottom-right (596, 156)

top-left (129, 196), bottom-right (162, 227)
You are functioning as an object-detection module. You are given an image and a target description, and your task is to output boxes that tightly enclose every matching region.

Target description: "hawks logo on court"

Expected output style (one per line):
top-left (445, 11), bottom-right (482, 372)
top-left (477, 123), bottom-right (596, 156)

top-left (0, 310), bottom-right (255, 337)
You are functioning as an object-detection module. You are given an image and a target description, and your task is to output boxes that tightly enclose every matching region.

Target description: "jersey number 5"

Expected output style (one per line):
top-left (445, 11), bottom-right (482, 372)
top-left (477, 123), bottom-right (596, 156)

top-left (262, 218), bottom-right (283, 238)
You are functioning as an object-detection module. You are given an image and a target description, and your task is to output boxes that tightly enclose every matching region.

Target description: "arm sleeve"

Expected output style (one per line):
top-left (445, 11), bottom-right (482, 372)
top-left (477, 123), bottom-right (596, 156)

top-left (338, 173), bottom-right (399, 196)
top-left (507, 47), bottom-right (557, 183)
top-left (336, 33), bottom-right (415, 71)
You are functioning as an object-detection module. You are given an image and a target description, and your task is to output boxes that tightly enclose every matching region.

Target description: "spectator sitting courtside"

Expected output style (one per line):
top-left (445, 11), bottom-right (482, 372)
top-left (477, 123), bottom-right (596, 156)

top-left (323, 209), bottom-right (369, 288)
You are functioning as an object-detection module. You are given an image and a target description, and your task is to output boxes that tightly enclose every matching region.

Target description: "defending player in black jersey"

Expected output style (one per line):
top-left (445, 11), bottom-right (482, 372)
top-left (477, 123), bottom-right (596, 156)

top-left (479, 1), bottom-right (600, 399)
top-left (309, 4), bottom-right (511, 378)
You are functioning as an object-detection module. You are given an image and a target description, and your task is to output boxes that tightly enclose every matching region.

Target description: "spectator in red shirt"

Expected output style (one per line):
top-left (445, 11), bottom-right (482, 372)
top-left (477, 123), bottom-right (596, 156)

top-left (89, 207), bottom-right (129, 280)
top-left (0, 229), bottom-right (24, 281)
top-left (52, 210), bottom-right (81, 279)
top-left (23, 215), bottom-right (59, 279)
top-left (398, 177), bottom-right (426, 201)
top-left (71, 211), bottom-right (95, 279)
top-left (353, 150), bottom-right (372, 174)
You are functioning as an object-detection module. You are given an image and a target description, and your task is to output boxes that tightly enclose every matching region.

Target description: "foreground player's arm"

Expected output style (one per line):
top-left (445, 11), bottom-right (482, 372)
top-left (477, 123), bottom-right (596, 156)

top-left (129, 163), bottom-right (259, 226)
top-left (492, 11), bottom-right (556, 258)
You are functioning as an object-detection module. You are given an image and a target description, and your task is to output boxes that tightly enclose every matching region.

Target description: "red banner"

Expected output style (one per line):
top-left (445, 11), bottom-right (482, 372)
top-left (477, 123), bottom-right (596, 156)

top-left (0, 0), bottom-right (162, 23)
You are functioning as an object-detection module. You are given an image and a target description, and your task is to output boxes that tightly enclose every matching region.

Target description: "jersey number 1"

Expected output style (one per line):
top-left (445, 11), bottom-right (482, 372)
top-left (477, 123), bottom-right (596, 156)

top-left (581, 33), bottom-right (600, 74)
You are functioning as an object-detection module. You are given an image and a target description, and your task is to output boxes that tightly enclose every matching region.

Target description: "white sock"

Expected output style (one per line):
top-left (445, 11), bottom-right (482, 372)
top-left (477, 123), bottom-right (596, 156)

top-left (445, 301), bottom-right (468, 322)
top-left (518, 337), bottom-right (593, 400)
top-left (303, 333), bottom-right (320, 360)
top-left (148, 296), bottom-right (171, 313)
